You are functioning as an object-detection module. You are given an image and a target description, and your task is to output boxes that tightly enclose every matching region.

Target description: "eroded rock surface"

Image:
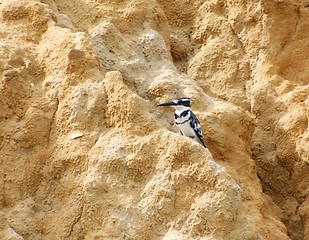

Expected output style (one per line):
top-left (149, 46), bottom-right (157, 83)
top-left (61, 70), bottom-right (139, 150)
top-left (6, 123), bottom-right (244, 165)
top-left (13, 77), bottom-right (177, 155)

top-left (1, 0), bottom-right (309, 239)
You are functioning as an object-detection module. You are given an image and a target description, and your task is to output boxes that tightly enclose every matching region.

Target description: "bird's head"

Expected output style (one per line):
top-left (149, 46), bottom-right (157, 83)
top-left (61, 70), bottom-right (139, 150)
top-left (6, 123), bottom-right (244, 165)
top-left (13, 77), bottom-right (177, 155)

top-left (157, 97), bottom-right (191, 110)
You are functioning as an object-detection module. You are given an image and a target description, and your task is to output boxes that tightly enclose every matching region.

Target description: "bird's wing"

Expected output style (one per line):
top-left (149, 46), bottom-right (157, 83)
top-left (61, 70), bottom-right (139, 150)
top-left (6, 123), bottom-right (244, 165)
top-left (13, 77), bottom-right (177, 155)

top-left (190, 111), bottom-right (206, 148)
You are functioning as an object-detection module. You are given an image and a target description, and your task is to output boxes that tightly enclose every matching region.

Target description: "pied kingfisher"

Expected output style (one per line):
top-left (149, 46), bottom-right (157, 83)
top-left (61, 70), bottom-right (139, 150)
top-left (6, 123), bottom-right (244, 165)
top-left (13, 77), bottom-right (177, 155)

top-left (157, 97), bottom-right (206, 148)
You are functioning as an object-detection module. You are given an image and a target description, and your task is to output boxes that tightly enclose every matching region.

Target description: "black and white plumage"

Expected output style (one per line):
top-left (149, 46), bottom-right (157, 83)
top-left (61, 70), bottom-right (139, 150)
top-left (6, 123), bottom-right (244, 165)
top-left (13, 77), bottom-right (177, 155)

top-left (157, 97), bottom-right (206, 148)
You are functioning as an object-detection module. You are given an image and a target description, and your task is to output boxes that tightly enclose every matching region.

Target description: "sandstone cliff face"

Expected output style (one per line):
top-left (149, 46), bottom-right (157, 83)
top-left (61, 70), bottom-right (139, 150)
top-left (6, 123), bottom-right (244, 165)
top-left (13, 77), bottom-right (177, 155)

top-left (1, 0), bottom-right (308, 239)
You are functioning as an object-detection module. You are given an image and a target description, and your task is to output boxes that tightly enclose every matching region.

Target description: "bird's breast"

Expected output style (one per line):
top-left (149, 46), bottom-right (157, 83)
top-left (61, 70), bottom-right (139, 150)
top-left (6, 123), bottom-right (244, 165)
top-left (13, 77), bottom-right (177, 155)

top-left (177, 121), bottom-right (196, 138)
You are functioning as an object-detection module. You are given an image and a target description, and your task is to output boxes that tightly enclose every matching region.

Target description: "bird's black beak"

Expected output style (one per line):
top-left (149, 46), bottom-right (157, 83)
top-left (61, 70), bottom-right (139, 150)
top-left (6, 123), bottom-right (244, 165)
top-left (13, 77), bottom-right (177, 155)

top-left (157, 101), bottom-right (176, 107)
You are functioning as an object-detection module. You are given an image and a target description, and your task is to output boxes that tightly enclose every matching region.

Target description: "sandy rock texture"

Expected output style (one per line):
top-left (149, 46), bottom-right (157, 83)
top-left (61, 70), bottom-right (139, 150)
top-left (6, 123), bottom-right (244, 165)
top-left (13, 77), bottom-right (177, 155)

top-left (1, 0), bottom-right (309, 239)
